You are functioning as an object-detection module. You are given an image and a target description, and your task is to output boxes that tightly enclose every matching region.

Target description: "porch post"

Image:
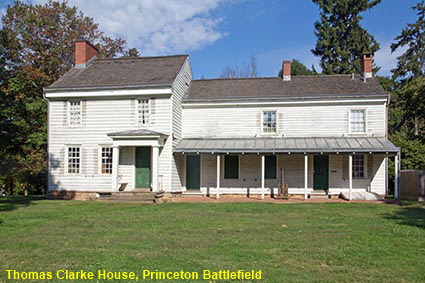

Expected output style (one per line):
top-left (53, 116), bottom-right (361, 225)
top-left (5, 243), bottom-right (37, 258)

top-left (151, 146), bottom-right (159, 192)
top-left (261, 155), bottom-right (265, 199)
top-left (394, 153), bottom-right (400, 200)
top-left (349, 154), bottom-right (353, 201)
top-left (111, 146), bottom-right (120, 190)
top-left (304, 154), bottom-right (308, 200)
top-left (216, 155), bottom-right (220, 199)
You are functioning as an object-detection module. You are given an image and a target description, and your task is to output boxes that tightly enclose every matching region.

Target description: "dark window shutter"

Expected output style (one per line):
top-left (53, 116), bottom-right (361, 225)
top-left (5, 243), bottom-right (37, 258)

top-left (342, 155), bottom-right (348, 180)
top-left (265, 155), bottom-right (277, 179)
top-left (224, 155), bottom-right (239, 179)
top-left (367, 154), bottom-right (373, 179)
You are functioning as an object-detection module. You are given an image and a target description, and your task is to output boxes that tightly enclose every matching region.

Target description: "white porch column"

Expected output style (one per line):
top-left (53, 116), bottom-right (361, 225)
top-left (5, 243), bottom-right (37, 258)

top-left (151, 146), bottom-right (159, 192)
top-left (349, 154), bottom-right (353, 201)
top-left (261, 155), bottom-right (265, 199)
top-left (111, 146), bottom-right (120, 190)
top-left (216, 155), bottom-right (220, 199)
top-left (304, 154), bottom-right (308, 200)
top-left (394, 153), bottom-right (400, 200)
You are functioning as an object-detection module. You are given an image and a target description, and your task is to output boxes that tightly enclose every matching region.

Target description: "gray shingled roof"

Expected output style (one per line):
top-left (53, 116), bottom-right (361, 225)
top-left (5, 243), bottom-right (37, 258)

top-left (175, 137), bottom-right (399, 154)
top-left (46, 55), bottom-right (188, 91)
top-left (184, 75), bottom-right (387, 102)
top-left (107, 129), bottom-right (167, 137)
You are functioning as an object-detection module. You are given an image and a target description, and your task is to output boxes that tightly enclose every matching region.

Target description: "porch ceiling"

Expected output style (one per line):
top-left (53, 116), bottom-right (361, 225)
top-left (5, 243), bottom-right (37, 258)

top-left (175, 137), bottom-right (400, 154)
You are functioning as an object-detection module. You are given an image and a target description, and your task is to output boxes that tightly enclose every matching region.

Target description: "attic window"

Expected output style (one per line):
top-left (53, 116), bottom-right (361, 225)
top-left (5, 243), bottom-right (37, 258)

top-left (137, 99), bottom-right (150, 125)
top-left (262, 111), bottom-right (277, 133)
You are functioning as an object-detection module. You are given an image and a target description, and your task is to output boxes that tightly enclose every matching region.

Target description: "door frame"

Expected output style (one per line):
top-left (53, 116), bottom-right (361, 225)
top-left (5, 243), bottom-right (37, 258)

top-left (134, 146), bottom-right (152, 189)
top-left (313, 155), bottom-right (329, 190)
top-left (185, 154), bottom-right (202, 190)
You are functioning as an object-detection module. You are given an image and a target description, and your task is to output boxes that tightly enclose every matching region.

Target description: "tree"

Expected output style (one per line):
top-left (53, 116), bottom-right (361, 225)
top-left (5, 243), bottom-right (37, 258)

top-left (0, 0), bottom-right (126, 194)
top-left (311, 0), bottom-right (381, 75)
top-left (278, 59), bottom-right (318, 77)
top-left (220, 56), bottom-right (258, 78)
top-left (391, 1), bottom-right (425, 80)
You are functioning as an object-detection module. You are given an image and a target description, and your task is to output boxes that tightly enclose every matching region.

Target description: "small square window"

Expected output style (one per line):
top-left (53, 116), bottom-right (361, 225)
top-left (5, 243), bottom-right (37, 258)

top-left (100, 147), bottom-right (113, 174)
top-left (353, 155), bottom-right (365, 178)
top-left (69, 101), bottom-right (81, 127)
top-left (138, 99), bottom-right (150, 125)
top-left (351, 110), bottom-right (366, 133)
top-left (263, 111), bottom-right (277, 133)
top-left (67, 147), bottom-right (80, 174)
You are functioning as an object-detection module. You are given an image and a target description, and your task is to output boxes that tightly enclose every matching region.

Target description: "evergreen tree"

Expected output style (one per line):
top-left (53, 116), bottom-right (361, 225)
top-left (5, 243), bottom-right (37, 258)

top-left (278, 59), bottom-right (317, 77)
top-left (391, 1), bottom-right (425, 80)
top-left (311, 0), bottom-right (381, 74)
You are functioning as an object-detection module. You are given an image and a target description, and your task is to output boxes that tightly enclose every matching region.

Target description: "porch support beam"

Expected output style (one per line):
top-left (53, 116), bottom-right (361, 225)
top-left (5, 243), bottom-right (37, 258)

top-left (349, 154), bottom-right (353, 201)
top-left (111, 146), bottom-right (120, 190)
top-left (394, 152), bottom-right (400, 200)
top-left (216, 155), bottom-right (220, 199)
top-left (261, 155), bottom-right (265, 199)
top-left (304, 154), bottom-right (308, 200)
top-left (151, 146), bottom-right (159, 192)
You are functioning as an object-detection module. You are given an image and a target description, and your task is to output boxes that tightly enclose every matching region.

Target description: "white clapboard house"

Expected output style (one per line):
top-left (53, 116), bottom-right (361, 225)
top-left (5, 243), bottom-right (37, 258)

top-left (45, 41), bottom-right (400, 200)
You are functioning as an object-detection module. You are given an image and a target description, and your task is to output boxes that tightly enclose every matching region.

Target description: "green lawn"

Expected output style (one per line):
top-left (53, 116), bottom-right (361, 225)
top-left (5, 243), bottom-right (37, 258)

top-left (1, 197), bottom-right (424, 283)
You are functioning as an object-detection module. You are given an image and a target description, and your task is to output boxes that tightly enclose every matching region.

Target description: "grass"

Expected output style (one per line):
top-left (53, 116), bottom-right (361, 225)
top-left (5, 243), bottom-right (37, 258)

top-left (1, 197), bottom-right (425, 282)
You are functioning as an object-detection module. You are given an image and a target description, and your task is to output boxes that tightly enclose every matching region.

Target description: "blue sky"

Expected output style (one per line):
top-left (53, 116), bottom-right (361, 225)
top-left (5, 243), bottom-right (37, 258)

top-left (0, 0), bottom-right (420, 78)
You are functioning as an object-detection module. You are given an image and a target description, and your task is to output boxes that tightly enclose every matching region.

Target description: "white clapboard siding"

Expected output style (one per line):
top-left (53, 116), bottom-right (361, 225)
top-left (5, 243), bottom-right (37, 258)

top-left (176, 153), bottom-right (386, 195)
top-left (170, 58), bottom-right (192, 190)
top-left (48, 95), bottom-right (172, 192)
top-left (182, 102), bottom-right (386, 138)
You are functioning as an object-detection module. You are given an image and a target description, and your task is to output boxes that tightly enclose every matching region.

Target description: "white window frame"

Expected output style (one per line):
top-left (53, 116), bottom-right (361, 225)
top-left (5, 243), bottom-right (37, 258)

top-left (352, 154), bottom-right (368, 179)
top-left (136, 98), bottom-right (150, 126)
top-left (98, 146), bottom-right (113, 175)
top-left (261, 110), bottom-right (278, 134)
top-left (68, 100), bottom-right (82, 127)
top-left (349, 108), bottom-right (367, 134)
top-left (65, 145), bottom-right (81, 175)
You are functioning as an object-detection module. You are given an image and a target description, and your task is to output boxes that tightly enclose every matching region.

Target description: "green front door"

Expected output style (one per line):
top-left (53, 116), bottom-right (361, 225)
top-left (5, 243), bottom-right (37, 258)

top-left (135, 147), bottom-right (151, 188)
top-left (313, 155), bottom-right (329, 190)
top-left (186, 155), bottom-right (200, 190)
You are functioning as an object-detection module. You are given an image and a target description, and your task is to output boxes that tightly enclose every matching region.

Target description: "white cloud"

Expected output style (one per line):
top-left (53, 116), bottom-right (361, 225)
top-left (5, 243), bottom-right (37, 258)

top-left (374, 40), bottom-right (406, 77)
top-left (32, 0), bottom-right (230, 55)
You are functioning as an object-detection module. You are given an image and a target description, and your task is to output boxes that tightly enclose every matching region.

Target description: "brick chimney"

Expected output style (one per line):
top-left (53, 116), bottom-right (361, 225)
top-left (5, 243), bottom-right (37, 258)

top-left (282, 60), bottom-right (291, 81)
top-left (362, 53), bottom-right (373, 79)
top-left (75, 40), bottom-right (98, 68)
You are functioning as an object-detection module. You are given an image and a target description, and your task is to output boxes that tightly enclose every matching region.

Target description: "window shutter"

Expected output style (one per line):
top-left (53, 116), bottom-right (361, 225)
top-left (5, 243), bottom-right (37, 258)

top-left (342, 155), bottom-right (348, 180)
top-left (150, 98), bottom-right (155, 125)
top-left (63, 101), bottom-right (68, 126)
top-left (81, 100), bottom-right (87, 126)
top-left (367, 154), bottom-right (373, 179)
top-left (131, 99), bottom-right (136, 125)
top-left (278, 112), bottom-right (284, 135)
top-left (256, 112), bottom-right (262, 134)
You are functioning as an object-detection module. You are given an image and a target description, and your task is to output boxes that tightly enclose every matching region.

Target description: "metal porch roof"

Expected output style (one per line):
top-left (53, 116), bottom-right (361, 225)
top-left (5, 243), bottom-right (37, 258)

top-left (175, 137), bottom-right (400, 154)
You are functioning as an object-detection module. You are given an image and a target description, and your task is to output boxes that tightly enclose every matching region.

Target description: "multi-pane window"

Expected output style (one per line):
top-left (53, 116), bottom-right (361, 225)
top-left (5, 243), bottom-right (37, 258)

top-left (69, 101), bottom-right (81, 127)
top-left (224, 155), bottom-right (239, 179)
top-left (265, 155), bottom-right (277, 179)
top-left (138, 99), bottom-right (150, 125)
top-left (67, 147), bottom-right (80, 174)
top-left (100, 147), bottom-right (113, 174)
top-left (263, 111), bottom-right (277, 133)
top-left (353, 155), bottom-right (365, 178)
top-left (351, 110), bottom-right (366, 133)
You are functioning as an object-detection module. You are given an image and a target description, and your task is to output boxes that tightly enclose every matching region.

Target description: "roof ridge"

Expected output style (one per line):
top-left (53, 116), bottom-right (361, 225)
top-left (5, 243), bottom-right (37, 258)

top-left (96, 54), bottom-right (188, 62)
top-left (194, 77), bottom-right (280, 82)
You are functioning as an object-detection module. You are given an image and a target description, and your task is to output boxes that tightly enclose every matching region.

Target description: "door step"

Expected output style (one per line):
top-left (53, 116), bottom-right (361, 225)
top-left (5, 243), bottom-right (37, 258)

top-left (309, 190), bottom-right (331, 199)
top-left (99, 191), bottom-right (163, 204)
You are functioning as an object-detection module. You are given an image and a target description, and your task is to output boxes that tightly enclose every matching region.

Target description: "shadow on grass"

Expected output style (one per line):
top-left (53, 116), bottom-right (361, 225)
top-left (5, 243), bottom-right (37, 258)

top-left (0, 195), bottom-right (45, 212)
top-left (385, 202), bottom-right (425, 229)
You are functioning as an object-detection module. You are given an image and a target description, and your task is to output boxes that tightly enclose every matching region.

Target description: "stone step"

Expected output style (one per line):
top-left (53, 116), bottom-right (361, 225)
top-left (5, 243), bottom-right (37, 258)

top-left (106, 199), bottom-right (157, 204)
